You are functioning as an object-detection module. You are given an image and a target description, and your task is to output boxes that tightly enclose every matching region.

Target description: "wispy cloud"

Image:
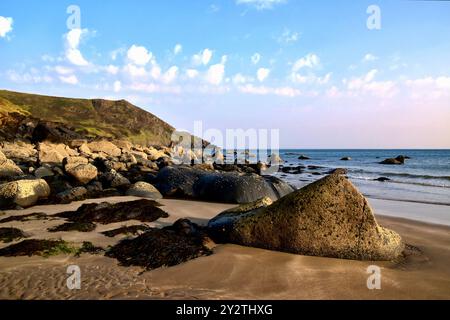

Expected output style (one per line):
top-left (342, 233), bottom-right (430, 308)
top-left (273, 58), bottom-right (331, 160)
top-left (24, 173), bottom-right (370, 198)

top-left (236, 0), bottom-right (287, 10)
top-left (277, 28), bottom-right (300, 44)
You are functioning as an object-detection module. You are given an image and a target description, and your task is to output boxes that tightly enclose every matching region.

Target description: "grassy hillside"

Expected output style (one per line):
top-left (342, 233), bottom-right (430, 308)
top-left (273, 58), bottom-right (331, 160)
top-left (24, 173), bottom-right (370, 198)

top-left (0, 90), bottom-right (175, 146)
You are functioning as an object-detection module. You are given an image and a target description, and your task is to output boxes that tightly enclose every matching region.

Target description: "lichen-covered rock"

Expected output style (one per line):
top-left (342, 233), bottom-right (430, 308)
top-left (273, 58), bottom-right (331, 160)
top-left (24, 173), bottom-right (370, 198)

top-left (126, 181), bottom-right (163, 199)
top-left (55, 186), bottom-right (88, 204)
top-left (0, 151), bottom-right (24, 179)
top-left (0, 179), bottom-right (50, 208)
top-left (87, 141), bottom-right (121, 157)
top-left (208, 173), bottom-right (404, 261)
top-left (66, 163), bottom-right (98, 184)
top-left (63, 156), bottom-right (89, 171)
top-left (0, 141), bottom-right (37, 162)
top-left (38, 142), bottom-right (78, 165)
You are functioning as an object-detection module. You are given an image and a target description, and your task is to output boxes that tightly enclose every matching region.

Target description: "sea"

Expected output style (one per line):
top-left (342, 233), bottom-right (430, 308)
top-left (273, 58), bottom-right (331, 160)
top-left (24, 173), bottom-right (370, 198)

top-left (226, 149), bottom-right (450, 206)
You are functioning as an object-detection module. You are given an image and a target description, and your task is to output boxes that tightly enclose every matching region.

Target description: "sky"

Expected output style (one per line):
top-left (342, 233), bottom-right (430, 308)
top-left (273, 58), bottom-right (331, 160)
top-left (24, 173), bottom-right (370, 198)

top-left (0, 0), bottom-right (449, 148)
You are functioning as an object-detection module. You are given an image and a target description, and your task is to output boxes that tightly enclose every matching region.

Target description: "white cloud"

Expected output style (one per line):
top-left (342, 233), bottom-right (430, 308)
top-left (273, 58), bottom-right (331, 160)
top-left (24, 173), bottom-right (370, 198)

top-left (236, 0), bottom-right (287, 10)
top-left (238, 84), bottom-right (301, 97)
top-left (174, 44), bottom-right (182, 55)
top-left (54, 66), bottom-right (74, 75)
top-left (129, 82), bottom-right (182, 94)
top-left (0, 16), bottom-right (13, 38)
top-left (59, 75), bottom-right (78, 85)
top-left (292, 53), bottom-right (320, 72)
top-left (291, 72), bottom-right (331, 85)
top-left (193, 48), bottom-right (213, 66)
top-left (404, 76), bottom-right (450, 99)
top-left (150, 64), bottom-right (162, 80)
top-left (186, 69), bottom-right (199, 79)
top-left (232, 73), bottom-right (251, 84)
top-left (7, 70), bottom-right (53, 84)
top-left (290, 53), bottom-right (328, 84)
top-left (127, 45), bottom-right (152, 66)
top-left (206, 64), bottom-right (225, 85)
top-left (277, 28), bottom-right (300, 44)
top-left (64, 28), bottom-right (89, 66)
top-left (123, 63), bottom-right (148, 78)
top-left (251, 53), bottom-right (261, 65)
top-left (105, 65), bottom-right (119, 75)
top-left (113, 80), bottom-right (121, 92)
top-left (110, 47), bottom-right (126, 61)
top-left (345, 69), bottom-right (396, 98)
top-left (257, 68), bottom-right (270, 82)
top-left (162, 66), bottom-right (179, 84)
top-left (205, 55), bottom-right (227, 85)
top-left (363, 53), bottom-right (378, 62)
top-left (208, 4), bottom-right (220, 13)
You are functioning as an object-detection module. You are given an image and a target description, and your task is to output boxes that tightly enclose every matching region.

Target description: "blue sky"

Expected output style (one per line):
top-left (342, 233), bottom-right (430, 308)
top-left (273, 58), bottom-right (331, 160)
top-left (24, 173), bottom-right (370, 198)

top-left (1, 0), bottom-right (449, 148)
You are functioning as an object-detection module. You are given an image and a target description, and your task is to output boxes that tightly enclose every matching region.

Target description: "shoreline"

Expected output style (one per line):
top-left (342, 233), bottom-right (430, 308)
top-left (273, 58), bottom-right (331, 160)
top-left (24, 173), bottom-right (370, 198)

top-left (1, 194), bottom-right (449, 227)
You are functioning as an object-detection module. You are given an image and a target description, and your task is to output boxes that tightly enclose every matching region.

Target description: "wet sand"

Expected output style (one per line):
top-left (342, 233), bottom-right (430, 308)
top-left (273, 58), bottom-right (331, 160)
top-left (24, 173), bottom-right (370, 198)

top-left (0, 196), bottom-right (449, 300)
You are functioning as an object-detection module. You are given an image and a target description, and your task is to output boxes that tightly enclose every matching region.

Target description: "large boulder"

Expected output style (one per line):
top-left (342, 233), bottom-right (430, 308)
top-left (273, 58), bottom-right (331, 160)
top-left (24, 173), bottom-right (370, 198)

top-left (63, 156), bottom-right (89, 171)
top-left (87, 141), bottom-right (121, 157)
top-left (0, 151), bottom-right (24, 179)
top-left (126, 181), bottom-right (163, 199)
top-left (0, 141), bottom-right (37, 162)
top-left (65, 163), bottom-right (98, 184)
top-left (208, 173), bottom-right (404, 261)
top-left (153, 166), bottom-right (294, 203)
top-left (38, 142), bottom-right (78, 165)
top-left (0, 179), bottom-right (50, 208)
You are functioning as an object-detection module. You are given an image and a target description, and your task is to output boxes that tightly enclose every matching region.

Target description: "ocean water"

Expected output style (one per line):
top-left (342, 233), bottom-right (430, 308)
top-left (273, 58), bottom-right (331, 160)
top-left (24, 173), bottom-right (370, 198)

top-left (225, 149), bottom-right (450, 206)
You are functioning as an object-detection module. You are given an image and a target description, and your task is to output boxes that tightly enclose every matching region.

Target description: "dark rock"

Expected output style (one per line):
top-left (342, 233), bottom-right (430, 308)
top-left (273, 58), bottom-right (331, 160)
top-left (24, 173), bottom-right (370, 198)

top-left (55, 199), bottom-right (168, 224)
top-left (298, 155), bottom-right (310, 160)
top-left (380, 155), bottom-right (406, 165)
top-left (99, 169), bottom-right (130, 189)
top-left (153, 166), bottom-right (293, 203)
top-left (165, 218), bottom-right (207, 238)
top-left (307, 165), bottom-right (323, 170)
top-left (375, 177), bottom-right (391, 182)
top-left (55, 186), bottom-right (88, 204)
top-left (340, 157), bottom-right (351, 161)
top-left (207, 173), bottom-right (404, 261)
top-left (31, 121), bottom-right (83, 144)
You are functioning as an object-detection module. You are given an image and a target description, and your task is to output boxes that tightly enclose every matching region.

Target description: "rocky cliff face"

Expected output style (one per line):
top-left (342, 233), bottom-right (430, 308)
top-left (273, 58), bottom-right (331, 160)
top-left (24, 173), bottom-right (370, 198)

top-left (0, 90), bottom-right (175, 146)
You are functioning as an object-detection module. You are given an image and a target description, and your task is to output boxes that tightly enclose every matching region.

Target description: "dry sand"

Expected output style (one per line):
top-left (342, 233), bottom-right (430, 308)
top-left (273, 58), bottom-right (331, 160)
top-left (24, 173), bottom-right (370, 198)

top-left (0, 196), bottom-right (449, 300)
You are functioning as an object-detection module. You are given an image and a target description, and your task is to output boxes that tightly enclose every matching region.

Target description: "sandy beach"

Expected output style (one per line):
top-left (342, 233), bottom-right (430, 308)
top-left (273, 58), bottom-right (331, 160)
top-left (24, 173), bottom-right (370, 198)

top-left (0, 196), bottom-right (449, 300)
